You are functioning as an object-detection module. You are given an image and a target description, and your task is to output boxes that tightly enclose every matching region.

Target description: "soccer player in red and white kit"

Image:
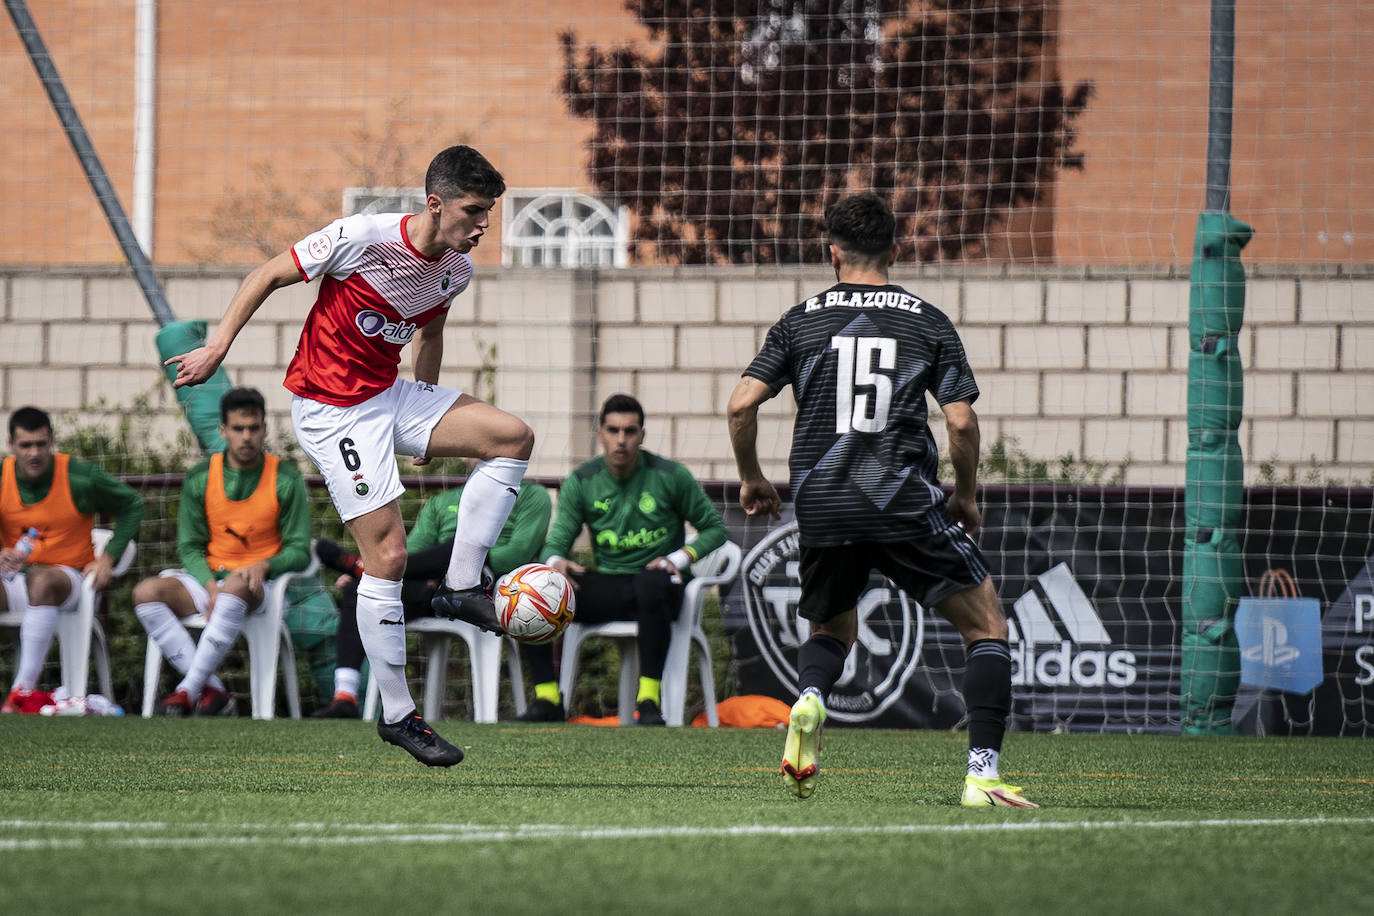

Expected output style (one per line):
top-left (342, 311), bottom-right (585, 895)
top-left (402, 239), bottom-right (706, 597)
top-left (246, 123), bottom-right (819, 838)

top-left (166, 146), bottom-right (531, 767)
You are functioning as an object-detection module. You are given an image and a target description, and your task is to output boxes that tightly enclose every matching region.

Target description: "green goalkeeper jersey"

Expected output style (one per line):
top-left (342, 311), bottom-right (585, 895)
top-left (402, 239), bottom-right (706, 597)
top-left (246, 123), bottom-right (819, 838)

top-left (542, 450), bottom-right (727, 577)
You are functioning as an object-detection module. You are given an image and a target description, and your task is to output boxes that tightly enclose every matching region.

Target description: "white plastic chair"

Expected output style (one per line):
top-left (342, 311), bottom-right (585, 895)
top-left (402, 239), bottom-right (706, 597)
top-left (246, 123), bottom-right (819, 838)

top-left (141, 549), bottom-right (320, 720)
top-left (0, 527), bottom-right (136, 699)
top-left (557, 540), bottom-right (742, 727)
top-left (363, 619), bottom-right (527, 723)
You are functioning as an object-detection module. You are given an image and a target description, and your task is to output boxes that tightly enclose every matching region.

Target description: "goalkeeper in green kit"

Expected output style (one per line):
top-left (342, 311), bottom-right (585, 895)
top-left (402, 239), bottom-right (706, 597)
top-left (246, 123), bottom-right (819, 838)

top-left (516, 394), bottom-right (727, 724)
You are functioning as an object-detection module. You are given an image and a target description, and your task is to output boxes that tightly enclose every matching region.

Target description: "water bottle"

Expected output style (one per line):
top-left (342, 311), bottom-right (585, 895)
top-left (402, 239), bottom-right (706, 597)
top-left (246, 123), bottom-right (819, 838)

top-left (2, 527), bottom-right (39, 581)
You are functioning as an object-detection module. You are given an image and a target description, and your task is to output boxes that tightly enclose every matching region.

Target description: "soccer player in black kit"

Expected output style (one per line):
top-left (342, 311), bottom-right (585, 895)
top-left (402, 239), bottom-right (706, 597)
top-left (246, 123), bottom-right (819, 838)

top-left (727, 193), bottom-right (1037, 807)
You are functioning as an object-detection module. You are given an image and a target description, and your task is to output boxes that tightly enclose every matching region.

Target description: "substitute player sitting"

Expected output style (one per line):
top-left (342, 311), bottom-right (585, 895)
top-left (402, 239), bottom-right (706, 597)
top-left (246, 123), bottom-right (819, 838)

top-left (165, 146), bottom-right (533, 767)
top-left (132, 387), bottom-right (311, 716)
top-left (1, 407), bottom-right (145, 713)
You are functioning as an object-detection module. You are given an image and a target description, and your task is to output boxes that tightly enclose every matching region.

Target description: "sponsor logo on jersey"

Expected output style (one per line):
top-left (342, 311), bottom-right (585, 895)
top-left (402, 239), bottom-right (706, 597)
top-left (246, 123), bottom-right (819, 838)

top-left (356, 309), bottom-right (419, 345)
top-left (595, 526), bottom-right (669, 551)
top-left (739, 521), bottom-right (924, 724)
top-left (1009, 563), bottom-right (1138, 688)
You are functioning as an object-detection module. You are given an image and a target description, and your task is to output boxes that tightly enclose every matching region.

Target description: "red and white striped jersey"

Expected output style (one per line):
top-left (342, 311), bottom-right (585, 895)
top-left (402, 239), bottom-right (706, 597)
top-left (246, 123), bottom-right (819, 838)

top-left (284, 213), bottom-right (473, 406)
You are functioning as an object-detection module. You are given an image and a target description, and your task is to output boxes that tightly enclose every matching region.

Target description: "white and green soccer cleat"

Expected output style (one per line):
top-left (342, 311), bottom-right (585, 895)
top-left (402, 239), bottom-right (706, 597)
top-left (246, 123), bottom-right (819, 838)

top-left (961, 776), bottom-right (1039, 808)
top-left (781, 691), bottom-right (826, 799)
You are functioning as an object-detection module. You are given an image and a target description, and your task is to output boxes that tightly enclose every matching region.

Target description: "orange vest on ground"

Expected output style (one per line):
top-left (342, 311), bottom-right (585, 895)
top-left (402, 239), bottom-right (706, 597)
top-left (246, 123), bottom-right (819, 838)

top-left (0, 453), bottom-right (96, 569)
top-left (205, 453), bottom-right (281, 573)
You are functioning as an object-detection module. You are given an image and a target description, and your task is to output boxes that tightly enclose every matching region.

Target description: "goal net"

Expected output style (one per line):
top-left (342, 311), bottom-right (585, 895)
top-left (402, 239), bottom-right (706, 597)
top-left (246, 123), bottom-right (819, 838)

top-left (1, 0), bottom-right (1370, 730)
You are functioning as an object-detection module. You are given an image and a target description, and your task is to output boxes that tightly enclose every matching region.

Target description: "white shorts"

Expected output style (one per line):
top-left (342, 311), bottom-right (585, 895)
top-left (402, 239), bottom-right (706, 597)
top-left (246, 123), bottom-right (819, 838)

top-left (158, 570), bottom-right (267, 615)
top-left (1, 565), bottom-right (82, 613)
top-left (291, 379), bottom-right (462, 522)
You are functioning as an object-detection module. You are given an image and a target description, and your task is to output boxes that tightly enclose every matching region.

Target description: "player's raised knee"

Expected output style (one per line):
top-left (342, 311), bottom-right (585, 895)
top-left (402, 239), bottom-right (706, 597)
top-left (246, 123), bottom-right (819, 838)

top-left (508, 419), bottom-right (535, 460)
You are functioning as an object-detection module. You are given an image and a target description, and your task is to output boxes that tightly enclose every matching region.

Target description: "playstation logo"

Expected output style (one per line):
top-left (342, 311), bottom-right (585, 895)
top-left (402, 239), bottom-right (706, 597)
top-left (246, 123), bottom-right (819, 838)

top-left (1235, 596), bottom-right (1324, 694)
top-left (1240, 616), bottom-right (1301, 667)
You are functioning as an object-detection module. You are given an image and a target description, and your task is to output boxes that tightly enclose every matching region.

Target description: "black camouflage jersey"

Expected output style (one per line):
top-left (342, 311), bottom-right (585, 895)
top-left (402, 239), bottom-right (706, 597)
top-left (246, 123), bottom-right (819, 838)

top-left (743, 282), bottom-right (979, 546)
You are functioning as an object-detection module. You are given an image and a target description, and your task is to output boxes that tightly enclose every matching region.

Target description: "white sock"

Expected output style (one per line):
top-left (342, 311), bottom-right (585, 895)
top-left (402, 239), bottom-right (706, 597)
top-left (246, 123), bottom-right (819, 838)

top-left (15, 604), bottom-right (58, 689)
top-left (355, 574), bottom-right (413, 724)
top-left (136, 601), bottom-right (198, 674)
top-left (968, 747), bottom-right (1000, 780)
top-left (445, 457), bottom-right (527, 590)
top-left (334, 666), bottom-right (361, 699)
top-left (178, 593), bottom-right (247, 701)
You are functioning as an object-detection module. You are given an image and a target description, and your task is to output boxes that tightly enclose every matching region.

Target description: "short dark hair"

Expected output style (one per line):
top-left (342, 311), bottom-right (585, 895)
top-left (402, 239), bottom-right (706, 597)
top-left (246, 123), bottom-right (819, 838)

top-left (824, 192), bottom-right (896, 259)
top-left (599, 393), bottom-right (644, 427)
top-left (425, 145), bottom-right (506, 201)
top-left (8, 406), bottom-right (52, 441)
top-left (220, 387), bottom-right (266, 423)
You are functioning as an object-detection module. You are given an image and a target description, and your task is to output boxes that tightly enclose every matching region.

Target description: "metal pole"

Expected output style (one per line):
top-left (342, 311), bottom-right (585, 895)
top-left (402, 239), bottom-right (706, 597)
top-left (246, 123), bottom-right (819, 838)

top-left (5, 0), bottom-right (175, 326)
top-left (1205, 0), bottom-right (1235, 213)
top-left (133, 0), bottom-right (158, 258)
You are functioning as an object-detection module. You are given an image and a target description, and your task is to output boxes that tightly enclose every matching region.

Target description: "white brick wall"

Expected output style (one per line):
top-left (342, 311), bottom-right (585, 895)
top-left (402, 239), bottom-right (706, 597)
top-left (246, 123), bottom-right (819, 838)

top-left (0, 267), bottom-right (1369, 486)
top-left (1046, 279), bottom-right (1127, 324)
top-left (718, 278), bottom-right (797, 323)
top-left (1247, 279), bottom-right (1298, 323)
top-left (1252, 325), bottom-right (1339, 370)
top-left (1045, 372), bottom-right (1122, 416)
top-left (964, 279), bottom-right (1042, 323)
top-left (11, 277), bottom-right (83, 320)
top-left (1128, 279), bottom-right (1190, 325)
top-left (639, 279), bottom-right (716, 324)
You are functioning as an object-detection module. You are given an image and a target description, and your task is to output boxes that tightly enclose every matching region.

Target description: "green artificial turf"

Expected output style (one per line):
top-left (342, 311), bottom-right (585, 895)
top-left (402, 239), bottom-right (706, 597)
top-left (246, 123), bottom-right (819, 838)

top-left (1, 718), bottom-right (1368, 915)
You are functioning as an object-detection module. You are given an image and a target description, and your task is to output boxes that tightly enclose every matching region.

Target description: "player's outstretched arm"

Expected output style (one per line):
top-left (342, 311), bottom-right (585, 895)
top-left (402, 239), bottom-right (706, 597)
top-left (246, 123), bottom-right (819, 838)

top-left (165, 251), bottom-right (302, 388)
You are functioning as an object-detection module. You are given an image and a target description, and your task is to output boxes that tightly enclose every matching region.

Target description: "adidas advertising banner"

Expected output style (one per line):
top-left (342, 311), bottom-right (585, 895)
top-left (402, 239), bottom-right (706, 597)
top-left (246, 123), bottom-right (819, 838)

top-left (718, 487), bottom-right (1374, 734)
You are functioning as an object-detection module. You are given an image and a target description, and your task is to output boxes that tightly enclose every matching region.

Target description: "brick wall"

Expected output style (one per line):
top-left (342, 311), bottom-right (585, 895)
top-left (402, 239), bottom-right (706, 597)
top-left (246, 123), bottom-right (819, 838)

top-left (2, 267), bottom-right (1370, 486)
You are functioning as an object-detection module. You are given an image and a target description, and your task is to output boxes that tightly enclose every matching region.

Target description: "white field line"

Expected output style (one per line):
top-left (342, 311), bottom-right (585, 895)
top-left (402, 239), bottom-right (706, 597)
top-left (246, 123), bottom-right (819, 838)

top-left (0, 817), bottom-right (1371, 850)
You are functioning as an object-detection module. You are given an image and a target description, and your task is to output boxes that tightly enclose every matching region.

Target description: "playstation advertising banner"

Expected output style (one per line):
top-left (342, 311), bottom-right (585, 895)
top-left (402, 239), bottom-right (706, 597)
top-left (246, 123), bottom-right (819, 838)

top-left (717, 487), bottom-right (1374, 735)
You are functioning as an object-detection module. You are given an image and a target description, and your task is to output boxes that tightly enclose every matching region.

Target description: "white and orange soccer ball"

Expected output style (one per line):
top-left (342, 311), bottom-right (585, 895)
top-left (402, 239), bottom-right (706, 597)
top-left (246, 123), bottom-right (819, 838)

top-left (494, 563), bottom-right (576, 645)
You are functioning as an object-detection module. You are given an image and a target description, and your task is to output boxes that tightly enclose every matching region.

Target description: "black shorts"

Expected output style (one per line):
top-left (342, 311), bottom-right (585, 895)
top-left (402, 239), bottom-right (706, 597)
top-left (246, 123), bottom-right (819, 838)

top-left (797, 520), bottom-right (989, 624)
top-left (568, 568), bottom-right (685, 625)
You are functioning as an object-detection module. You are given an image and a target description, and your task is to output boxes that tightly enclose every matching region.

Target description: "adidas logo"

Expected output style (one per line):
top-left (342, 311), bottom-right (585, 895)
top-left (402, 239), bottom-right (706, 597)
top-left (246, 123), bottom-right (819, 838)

top-left (1009, 563), bottom-right (1138, 688)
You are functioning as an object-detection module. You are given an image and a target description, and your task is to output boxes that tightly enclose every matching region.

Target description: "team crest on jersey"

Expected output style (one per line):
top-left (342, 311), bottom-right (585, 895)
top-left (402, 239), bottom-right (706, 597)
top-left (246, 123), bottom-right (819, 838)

top-left (306, 233), bottom-right (333, 260)
top-left (440, 270), bottom-right (452, 292)
top-left (356, 309), bottom-right (419, 344)
top-left (638, 493), bottom-right (657, 514)
top-left (740, 520), bottom-right (925, 724)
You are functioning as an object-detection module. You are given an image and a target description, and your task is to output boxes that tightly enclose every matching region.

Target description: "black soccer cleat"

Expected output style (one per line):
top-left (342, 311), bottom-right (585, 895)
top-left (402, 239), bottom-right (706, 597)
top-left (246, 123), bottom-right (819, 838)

top-left (311, 695), bottom-right (360, 719)
top-left (377, 712), bottom-right (464, 767)
top-left (513, 698), bottom-right (565, 723)
top-left (430, 583), bottom-right (504, 635)
top-left (635, 698), bottom-right (666, 726)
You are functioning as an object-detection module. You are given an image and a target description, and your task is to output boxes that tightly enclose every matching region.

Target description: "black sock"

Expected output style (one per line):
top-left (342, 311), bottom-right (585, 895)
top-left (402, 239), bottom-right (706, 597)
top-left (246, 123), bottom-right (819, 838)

top-left (797, 634), bottom-right (849, 696)
top-left (964, 639), bottom-right (1012, 752)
